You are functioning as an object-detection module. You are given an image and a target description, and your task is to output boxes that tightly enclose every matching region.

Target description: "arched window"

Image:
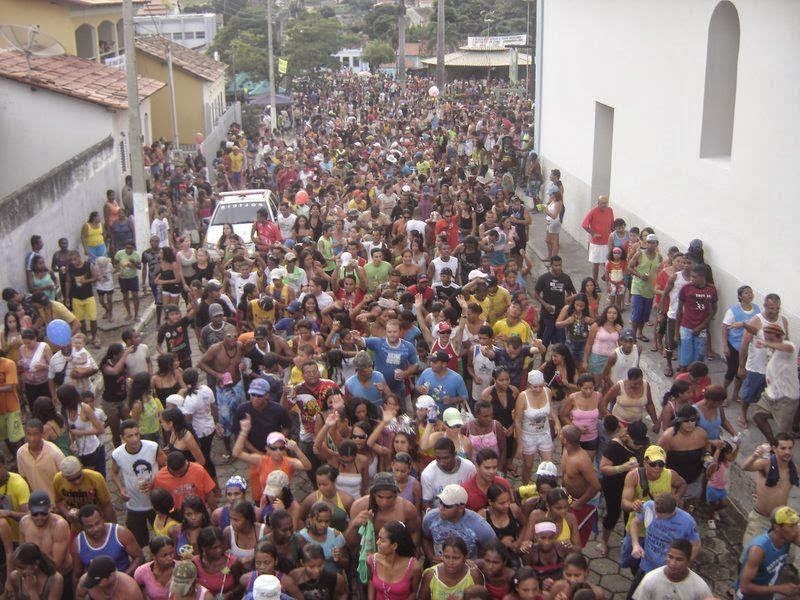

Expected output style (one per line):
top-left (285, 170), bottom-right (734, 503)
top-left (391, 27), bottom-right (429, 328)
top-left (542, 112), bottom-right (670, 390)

top-left (700, 1), bottom-right (740, 158)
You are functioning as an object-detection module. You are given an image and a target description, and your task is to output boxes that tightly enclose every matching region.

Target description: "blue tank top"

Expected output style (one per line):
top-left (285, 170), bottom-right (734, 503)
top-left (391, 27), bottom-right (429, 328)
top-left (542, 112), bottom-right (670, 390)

top-left (698, 407), bottom-right (722, 440)
top-left (728, 303), bottom-right (761, 351)
top-left (736, 532), bottom-right (789, 594)
top-left (219, 506), bottom-right (231, 530)
top-left (78, 524), bottom-right (131, 572)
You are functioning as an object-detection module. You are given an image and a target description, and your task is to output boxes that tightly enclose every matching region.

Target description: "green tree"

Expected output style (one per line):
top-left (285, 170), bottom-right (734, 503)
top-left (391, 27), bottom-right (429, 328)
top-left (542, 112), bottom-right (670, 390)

top-left (362, 40), bottom-right (395, 71)
top-left (363, 3), bottom-right (400, 43)
top-left (283, 12), bottom-right (353, 75)
top-left (210, 6), bottom-right (272, 79)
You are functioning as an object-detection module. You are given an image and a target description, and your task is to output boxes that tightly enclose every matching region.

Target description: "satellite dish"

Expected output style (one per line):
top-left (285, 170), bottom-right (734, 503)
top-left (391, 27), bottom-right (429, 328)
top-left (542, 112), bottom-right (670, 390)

top-left (0, 24), bottom-right (65, 69)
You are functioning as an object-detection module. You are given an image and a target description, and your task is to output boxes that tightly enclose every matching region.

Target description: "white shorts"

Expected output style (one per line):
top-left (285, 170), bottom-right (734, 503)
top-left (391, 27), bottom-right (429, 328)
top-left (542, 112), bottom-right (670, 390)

top-left (588, 242), bottom-right (607, 264)
top-left (520, 431), bottom-right (553, 455)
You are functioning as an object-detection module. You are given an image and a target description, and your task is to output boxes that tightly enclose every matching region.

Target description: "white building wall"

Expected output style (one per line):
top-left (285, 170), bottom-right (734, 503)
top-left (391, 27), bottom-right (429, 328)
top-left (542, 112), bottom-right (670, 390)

top-left (538, 0), bottom-right (800, 327)
top-left (0, 81), bottom-right (110, 198)
top-left (134, 14), bottom-right (217, 50)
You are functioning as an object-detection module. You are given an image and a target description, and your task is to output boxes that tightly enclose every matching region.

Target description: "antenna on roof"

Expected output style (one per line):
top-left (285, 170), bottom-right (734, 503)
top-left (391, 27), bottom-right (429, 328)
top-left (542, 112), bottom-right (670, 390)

top-left (0, 24), bottom-right (65, 70)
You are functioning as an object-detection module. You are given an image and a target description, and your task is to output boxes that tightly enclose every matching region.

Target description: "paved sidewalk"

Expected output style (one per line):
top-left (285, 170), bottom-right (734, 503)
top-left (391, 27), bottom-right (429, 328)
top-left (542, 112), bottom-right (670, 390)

top-left (523, 212), bottom-right (751, 598)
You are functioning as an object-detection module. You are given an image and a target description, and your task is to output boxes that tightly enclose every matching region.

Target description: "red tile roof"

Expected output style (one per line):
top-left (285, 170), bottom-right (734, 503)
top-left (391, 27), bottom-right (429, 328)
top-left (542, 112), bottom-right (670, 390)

top-left (0, 49), bottom-right (165, 110)
top-left (135, 35), bottom-right (227, 82)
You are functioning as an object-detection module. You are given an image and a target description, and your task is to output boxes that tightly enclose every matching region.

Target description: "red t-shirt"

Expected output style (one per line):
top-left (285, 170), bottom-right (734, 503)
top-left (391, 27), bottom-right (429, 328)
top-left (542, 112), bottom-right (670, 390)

top-left (581, 206), bottom-right (615, 245)
top-left (153, 463), bottom-right (215, 509)
top-left (334, 287), bottom-right (365, 310)
top-left (676, 373), bottom-right (711, 404)
top-left (463, 473), bottom-right (510, 512)
top-left (678, 284), bottom-right (718, 329)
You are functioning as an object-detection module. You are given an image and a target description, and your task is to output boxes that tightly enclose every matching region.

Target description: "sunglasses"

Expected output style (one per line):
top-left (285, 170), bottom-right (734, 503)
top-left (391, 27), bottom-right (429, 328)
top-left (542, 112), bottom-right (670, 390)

top-left (352, 434), bottom-right (368, 440)
top-left (268, 445), bottom-right (287, 452)
top-left (66, 474), bottom-right (82, 483)
top-left (646, 460), bottom-right (665, 468)
top-left (440, 502), bottom-right (465, 509)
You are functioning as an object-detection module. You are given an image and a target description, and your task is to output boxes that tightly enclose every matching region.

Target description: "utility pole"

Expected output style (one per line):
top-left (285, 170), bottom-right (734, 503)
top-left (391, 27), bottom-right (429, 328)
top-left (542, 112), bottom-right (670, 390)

top-left (397, 0), bottom-right (406, 94)
top-left (436, 0), bottom-right (444, 89)
top-left (122, 0), bottom-right (149, 252)
top-left (166, 41), bottom-right (180, 146)
top-left (266, 0), bottom-right (278, 134)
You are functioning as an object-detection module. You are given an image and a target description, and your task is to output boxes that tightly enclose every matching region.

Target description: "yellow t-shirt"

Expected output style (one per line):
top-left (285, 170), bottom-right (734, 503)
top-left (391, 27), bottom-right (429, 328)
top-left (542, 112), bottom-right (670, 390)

top-left (0, 472), bottom-right (30, 540)
top-left (289, 362), bottom-right (327, 385)
top-left (485, 287), bottom-right (511, 325)
top-left (230, 152), bottom-right (244, 173)
top-left (249, 299), bottom-right (276, 327)
top-left (492, 319), bottom-right (533, 343)
top-left (53, 469), bottom-right (111, 514)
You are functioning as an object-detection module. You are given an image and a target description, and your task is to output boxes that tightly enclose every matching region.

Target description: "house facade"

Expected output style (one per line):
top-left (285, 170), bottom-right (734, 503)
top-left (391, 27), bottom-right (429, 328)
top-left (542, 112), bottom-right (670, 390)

top-left (535, 0), bottom-right (800, 329)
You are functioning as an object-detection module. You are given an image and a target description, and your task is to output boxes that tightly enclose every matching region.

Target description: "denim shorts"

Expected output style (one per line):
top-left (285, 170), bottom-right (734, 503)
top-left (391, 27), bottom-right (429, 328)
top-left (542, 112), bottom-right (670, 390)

top-left (706, 486), bottom-right (728, 504)
top-left (741, 371), bottom-right (767, 404)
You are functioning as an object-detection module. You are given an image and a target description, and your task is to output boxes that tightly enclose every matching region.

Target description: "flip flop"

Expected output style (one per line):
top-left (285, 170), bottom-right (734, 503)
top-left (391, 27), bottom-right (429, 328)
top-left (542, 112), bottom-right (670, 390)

top-left (638, 335), bottom-right (650, 342)
top-left (737, 416), bottom-right (748, 427)
top-left (664, 366), bottom-right (674, 377)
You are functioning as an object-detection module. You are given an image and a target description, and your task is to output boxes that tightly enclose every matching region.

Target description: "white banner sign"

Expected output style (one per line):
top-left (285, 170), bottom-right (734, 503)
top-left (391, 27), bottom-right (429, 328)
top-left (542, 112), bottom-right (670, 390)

top-left (467, 34), bottom-right (527, 49)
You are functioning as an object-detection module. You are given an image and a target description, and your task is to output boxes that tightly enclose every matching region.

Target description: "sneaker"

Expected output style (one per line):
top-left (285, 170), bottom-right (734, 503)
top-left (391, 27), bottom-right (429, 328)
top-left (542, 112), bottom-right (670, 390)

top-left (707, 519), bottom-right (716, 530)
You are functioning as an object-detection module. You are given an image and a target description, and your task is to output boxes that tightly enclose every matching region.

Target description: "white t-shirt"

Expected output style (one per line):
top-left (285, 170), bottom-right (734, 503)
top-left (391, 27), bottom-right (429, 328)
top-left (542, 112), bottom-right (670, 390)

top-left (124, 344), bottom-right (150, 376)
top-left (430, 256), bottom-right (459, 284)
top-left (182, 385), bottom-right (217, 437)
top-left (378, 192), bottom-right (397, 214)
top-left (227, 271), bottom-right (259, 305)
top-left (420, 458), bottom-right (476, 505)
top-left (299, 291), bottom-right (334, 311)
top-left (632, 566), bottom-right (711, 600)
top-left (277, 213), bottom-right (297, 240)
top-left (150, 218), bottom-right (170, 248)
top-left (111, 440), bottom-right (160, 511)
top-left (765, 341), bottom-right (800, 400)
top-left (406, 219), bottom-right (428, 238)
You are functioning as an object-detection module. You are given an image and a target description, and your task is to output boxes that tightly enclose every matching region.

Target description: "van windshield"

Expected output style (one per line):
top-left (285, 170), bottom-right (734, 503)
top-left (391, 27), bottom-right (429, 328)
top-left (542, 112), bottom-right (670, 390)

top-left (210, 200), bottom-right (269, 225)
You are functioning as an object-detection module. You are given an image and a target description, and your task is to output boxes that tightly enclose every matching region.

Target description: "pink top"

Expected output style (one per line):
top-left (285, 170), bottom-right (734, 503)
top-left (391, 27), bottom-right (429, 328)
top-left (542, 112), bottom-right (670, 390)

top-left (369, 554), bottom-right (415, 600)
top-left (591, 326), bottom-right (619, 357)
top-left (467, 421), bottom-right (501, 462)
top-left (571, 407), bottom-right (599, 442)
top-left (708, 460), bottom-right (730, 490)
top-left (134, 561), bottom-right (171, 600)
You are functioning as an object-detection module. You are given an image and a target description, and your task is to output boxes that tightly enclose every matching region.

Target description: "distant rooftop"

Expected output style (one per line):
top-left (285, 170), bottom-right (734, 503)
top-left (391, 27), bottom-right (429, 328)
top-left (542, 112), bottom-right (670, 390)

top-left (135, 35), bottom-right (227, 81)
top-left (0, 48), bottom-right (164, 110)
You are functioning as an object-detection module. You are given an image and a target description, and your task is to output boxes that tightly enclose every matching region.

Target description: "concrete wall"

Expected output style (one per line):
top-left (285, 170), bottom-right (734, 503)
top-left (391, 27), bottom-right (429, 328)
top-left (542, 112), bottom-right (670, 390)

top-left (0, 81), bottom-right (111, 198)
top-left (0, 137), bottom-right (118, 295)
top-left (538, 0), bottom-right (800, 335)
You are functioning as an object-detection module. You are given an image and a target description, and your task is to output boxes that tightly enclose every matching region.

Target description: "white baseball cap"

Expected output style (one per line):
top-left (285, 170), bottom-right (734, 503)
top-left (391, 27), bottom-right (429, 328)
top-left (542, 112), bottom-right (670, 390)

top-left (339, 251), bottom-right (353, 267)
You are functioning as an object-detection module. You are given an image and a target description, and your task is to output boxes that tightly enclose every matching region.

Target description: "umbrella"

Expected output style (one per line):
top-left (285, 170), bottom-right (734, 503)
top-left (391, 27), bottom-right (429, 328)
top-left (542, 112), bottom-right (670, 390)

top-left (248, 93), bottom-right (294, 107)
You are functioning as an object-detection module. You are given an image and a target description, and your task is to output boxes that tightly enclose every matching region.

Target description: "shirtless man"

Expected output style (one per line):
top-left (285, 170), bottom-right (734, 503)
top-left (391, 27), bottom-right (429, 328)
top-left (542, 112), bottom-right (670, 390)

top-left (560, 425), bottom-right (601, 547)
top-left (198, 329), bottom-right (245, 439)
top-left (198, 329), bottom-right (244, 385)
top-left (75, 556), bottom-right (144, 600)
top-left (19, 491), bottom-right (71, 577)
top-left (344, 473), bottom-right (421, 550)
top-left (741, 433), bottom-right (799, 547)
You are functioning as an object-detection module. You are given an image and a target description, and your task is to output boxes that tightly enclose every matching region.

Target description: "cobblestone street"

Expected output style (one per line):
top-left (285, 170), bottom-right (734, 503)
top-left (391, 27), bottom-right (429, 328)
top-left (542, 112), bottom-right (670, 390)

top-left (74, 211), bottom-right (779, 599)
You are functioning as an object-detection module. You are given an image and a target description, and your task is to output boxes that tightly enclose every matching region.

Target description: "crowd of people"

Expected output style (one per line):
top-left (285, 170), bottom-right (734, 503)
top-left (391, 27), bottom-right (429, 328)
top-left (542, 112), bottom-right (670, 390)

top-left (0, 70), bottom-right (798, 600)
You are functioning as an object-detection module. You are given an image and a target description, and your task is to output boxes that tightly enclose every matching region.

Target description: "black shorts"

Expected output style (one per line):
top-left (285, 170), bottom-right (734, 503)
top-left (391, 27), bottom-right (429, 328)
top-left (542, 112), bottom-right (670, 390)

top-left (120, 277), bottom-right (139, 293)
top-left (579, 437), bottom-right (600, 451)
top-left (97, 289), bottom-right (113, 300)
top-left (725, 342), bottom-right (740, 381)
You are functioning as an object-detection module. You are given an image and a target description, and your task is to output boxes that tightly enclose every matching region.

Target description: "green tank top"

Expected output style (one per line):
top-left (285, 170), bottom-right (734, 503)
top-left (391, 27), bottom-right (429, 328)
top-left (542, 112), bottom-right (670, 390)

top-left (427, 565), bottom-right (475, 600)
top-left (626, 467), bottom-right (672, 530)
top-left (630, 252), bottom-right (660, 298)
top-left (53, 429), bottom-right (72, 457)
top-left (139, 396), bottom-right (164, 436)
